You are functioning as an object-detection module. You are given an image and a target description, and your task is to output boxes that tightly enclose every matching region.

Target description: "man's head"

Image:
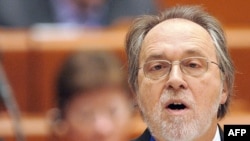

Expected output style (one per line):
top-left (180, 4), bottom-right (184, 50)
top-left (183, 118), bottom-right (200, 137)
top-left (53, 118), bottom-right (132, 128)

top-left (125, 5), bottom-right (234, 141)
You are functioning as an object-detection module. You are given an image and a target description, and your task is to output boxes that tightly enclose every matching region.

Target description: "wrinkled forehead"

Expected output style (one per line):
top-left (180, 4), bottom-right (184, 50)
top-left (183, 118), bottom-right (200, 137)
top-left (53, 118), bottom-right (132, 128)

top-left (140, 18), bottom-right (215, 59)
top-left (144, 18), bottom-right (213, 45)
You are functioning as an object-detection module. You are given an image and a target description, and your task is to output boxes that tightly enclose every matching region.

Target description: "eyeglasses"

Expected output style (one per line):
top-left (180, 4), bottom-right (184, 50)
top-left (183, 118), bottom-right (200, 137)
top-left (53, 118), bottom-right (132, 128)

top-left (139, 57), bottom-right (221, 80)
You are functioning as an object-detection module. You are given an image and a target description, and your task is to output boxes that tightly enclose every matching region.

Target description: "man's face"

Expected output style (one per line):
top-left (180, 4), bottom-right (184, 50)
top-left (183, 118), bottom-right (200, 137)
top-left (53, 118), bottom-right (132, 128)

top-left (137, 19), bottom-right (228, 141)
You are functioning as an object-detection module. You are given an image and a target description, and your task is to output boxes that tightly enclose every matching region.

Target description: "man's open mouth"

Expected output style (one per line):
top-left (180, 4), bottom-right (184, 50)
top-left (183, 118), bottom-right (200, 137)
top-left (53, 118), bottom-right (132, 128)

top-left (168, 102), bottom-right (187, 110)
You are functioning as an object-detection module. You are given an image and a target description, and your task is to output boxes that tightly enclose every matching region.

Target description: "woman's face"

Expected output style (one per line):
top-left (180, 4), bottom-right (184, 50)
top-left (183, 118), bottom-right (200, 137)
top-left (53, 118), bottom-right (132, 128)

top-left (61, 87), bottom-right (132, 141)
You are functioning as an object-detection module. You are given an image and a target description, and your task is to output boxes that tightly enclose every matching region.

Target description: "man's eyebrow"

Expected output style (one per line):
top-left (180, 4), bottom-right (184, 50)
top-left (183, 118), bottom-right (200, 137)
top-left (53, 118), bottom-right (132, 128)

top-left (144, 49), bottom-right (206, 61)
top-left (184, 49), bottom-right (206, 56)
top-left (144, 54), bottom-right (165, 62)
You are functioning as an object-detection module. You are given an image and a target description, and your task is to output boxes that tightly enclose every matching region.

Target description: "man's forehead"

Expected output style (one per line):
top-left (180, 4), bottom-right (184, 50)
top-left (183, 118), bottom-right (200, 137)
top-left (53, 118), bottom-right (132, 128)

top-left (147, 18), bottom-right (209, 37)
top-left (140, 18), bottom-right (216, 61)
top-left (142, 18), bottom-right (213, 48)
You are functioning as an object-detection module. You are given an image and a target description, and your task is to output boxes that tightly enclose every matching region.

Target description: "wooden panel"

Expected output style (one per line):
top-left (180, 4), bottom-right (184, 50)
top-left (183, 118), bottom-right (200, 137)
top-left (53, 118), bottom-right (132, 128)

top-left (1, 26), bottom-right (250, 114)
top-left (27, 27), bottom-right (128, 113)
top-left (230, 48), bottom-right (250, 101)
top-left (1, 52), bottom-right (29, 112)
top-left (225, 27), bottom-right (250, 111)
top-left (0, 29), bottom-right (30, 113)
top-left (0, 112), bottom-right (49, 141)
top-left (155, 0), bottom-right (250, 26)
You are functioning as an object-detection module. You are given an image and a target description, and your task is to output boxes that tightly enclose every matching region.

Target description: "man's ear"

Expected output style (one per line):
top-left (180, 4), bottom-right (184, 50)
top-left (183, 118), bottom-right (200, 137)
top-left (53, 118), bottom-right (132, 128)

top-left (220, 80), bottom-right (228, 104)
top-left (46, 108), bottom-right (68, 137)
top-left (133, 96), bottom-right (139, 107)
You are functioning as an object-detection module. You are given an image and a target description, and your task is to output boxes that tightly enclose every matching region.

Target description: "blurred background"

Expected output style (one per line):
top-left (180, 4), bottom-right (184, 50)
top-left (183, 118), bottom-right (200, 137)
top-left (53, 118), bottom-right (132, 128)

top-left (0, 0), bottom-right (250, 141)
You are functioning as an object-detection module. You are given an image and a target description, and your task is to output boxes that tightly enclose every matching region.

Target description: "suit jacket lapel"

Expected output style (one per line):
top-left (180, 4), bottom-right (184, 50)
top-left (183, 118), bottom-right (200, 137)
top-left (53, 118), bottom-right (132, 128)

top-left (218, 124), bottom-right (224, 141)
top-left (132, 128), bottom-right (151, 141)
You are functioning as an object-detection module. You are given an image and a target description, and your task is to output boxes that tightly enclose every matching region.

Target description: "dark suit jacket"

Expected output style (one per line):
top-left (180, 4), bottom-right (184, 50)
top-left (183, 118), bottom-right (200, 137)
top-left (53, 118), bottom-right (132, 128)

top-left (0, 0), bottom-right (156, 27)
top-left (133, 125), bottom-right (224, 141)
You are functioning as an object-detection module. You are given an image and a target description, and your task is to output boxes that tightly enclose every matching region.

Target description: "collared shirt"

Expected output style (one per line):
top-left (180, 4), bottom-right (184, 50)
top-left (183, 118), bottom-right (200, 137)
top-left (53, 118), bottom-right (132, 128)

top-left (213, 126), bottom-right (221, 141)
top-left (150, 126), bottom-right (221, 141)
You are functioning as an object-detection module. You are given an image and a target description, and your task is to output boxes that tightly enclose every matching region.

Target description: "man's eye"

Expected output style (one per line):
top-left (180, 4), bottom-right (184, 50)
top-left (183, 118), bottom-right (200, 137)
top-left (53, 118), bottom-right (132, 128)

top-left (152, 64), bottom-right (163, 70)
top-left (144, 61), bottom-right (170, 72)
top-left (184, 61), bottom-right (203, 69)
top-left (149, 62), bottom-right (169, 71)
top-left (188, 62), bottom-right (199, 68)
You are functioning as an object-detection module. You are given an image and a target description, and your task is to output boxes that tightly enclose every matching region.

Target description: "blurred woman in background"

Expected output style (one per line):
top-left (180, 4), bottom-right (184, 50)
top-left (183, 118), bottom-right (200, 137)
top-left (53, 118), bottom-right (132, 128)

top-left (47, 50), bottom-right (145, 141)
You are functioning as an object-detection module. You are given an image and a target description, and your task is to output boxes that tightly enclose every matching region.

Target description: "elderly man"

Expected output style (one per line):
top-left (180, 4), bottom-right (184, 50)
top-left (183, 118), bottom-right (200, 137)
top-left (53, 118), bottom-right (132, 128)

top-left (125, 5), bottom-right (235, 141)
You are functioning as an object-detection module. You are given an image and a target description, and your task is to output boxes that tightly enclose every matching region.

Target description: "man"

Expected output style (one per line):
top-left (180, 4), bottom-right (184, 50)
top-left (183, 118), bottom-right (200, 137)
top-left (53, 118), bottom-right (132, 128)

top-left (125, 5), bottom-right (235, 141)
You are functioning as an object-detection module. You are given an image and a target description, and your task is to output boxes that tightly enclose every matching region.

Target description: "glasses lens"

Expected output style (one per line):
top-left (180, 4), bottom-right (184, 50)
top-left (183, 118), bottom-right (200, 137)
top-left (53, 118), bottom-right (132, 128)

top-left (143, 60), bottom-right (171, 80)
top-left (180, 57), bottom-right (208, 76)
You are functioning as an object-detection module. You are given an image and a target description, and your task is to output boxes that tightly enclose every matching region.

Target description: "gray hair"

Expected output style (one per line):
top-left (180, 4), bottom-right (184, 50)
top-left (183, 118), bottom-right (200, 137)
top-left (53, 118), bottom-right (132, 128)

top-left (125, 5), bottom-right (235, 119)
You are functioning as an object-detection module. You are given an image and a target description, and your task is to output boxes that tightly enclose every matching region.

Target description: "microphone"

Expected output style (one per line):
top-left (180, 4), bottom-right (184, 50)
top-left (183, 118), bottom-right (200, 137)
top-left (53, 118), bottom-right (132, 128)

top-left (0, 61), bottom-right (25, 141)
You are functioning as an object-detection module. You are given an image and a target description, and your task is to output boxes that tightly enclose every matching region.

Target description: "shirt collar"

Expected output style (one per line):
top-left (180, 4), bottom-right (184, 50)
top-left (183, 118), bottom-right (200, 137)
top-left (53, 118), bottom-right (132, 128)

top-left (213, 126), bottom-right (221, 141)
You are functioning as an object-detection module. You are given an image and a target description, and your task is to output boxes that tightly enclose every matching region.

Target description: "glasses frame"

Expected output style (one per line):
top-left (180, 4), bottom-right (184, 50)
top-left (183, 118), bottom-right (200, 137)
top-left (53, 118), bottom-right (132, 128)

top-left (139, 57), bottom-right (221, 80)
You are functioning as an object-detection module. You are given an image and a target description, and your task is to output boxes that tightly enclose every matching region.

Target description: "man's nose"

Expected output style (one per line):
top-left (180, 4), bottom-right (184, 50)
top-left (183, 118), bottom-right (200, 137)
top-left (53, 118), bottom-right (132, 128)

top-left (166, 63), bottom-right (187, 90)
